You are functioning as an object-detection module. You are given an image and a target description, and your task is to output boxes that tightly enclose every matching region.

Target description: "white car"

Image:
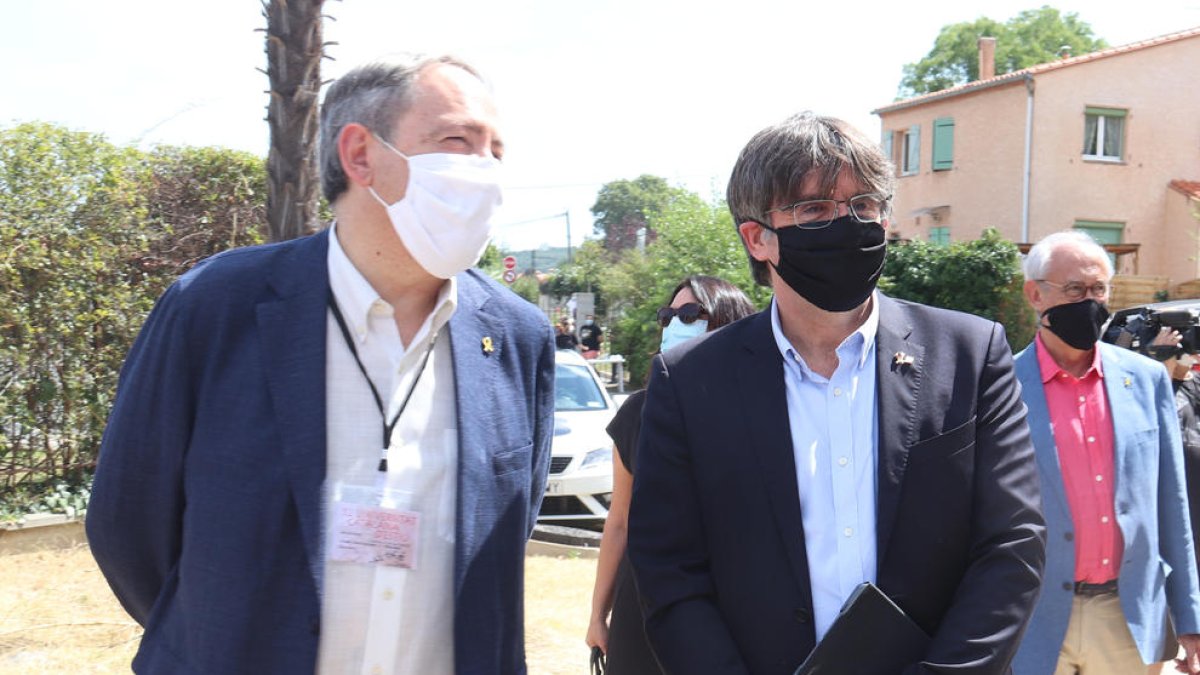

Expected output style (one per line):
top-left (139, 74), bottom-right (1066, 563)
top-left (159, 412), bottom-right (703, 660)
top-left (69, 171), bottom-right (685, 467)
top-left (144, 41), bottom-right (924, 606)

top-left (539, 349), bottom-right (617, 524)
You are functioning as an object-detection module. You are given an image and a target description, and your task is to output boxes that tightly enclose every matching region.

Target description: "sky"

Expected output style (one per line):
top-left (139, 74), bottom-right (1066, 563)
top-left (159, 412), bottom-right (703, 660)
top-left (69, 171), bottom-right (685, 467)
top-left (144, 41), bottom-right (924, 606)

top-left (2, 1), bottom-right (1198, 253)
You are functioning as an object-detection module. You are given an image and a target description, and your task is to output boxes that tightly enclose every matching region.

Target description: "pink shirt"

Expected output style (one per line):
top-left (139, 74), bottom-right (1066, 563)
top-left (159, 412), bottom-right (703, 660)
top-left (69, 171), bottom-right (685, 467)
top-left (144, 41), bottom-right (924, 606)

top-left (1036, 335), bottom-right (1122, 583)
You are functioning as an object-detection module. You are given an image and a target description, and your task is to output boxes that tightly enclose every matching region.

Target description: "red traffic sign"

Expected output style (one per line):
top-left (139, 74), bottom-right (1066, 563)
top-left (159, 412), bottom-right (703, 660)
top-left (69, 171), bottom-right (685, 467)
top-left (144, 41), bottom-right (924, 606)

top-left (503, 256), bottom-right (517, 270)
top-left (502, 269), bottom-right (517, 284)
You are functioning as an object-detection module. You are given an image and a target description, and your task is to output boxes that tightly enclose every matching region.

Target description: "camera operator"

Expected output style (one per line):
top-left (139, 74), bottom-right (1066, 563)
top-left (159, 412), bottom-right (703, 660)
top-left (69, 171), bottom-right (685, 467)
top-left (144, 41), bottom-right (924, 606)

top-left (1152, 327), bottom-right (1200, 568)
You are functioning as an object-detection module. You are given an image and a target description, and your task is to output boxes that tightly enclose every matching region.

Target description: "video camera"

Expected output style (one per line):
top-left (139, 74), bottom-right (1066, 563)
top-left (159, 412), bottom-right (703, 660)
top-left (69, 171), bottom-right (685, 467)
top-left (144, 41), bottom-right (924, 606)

top-left (1102, 301), bottom-right (1200, 361)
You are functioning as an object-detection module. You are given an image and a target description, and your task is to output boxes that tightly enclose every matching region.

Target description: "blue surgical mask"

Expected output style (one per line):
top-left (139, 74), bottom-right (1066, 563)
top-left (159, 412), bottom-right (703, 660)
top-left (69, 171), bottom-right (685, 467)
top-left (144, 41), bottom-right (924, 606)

top-left (660, 316), bottom-right (708, 353)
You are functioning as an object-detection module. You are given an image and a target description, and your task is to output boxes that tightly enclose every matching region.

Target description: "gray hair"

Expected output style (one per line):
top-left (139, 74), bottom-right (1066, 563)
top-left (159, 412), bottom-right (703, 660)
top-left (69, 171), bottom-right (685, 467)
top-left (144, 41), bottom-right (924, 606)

top-left (318, 55), bottom-right (482, 203)
top-left (726, 112), bottom-right (896, 286)
top-left (1023, 230), bottom-right (1114, 280)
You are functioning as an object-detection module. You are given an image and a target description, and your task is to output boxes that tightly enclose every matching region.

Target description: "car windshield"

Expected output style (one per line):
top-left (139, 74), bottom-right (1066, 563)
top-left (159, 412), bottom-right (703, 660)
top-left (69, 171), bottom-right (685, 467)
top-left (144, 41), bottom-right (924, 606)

top-left (555, 363), bottom-right (608, 412)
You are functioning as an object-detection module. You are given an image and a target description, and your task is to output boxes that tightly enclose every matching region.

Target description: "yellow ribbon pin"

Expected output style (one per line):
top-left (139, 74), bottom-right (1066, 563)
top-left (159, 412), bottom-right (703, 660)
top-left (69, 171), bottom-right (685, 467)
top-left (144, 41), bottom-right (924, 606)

top-left (482, 336), bottom-right (494, 355)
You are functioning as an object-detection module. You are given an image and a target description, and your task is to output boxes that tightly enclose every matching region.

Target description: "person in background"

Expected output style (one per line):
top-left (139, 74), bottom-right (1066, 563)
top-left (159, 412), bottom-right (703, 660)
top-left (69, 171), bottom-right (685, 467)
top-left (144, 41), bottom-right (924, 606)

top-left (1011, 230), bottom-right (1200, 675)
top-left (556, 316), bottom-right (581, 351)
top-left (586, 274), bottom-right (756, 673)
top-left (581, 314), bottom-right (604, 359)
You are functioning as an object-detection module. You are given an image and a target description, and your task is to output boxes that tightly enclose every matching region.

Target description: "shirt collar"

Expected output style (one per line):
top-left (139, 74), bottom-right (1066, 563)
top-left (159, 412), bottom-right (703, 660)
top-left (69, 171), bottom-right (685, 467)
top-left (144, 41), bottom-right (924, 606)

top-left (769, 292), bottom-right (880, 378)
top-left (1035, 332), bottom-right (1104, 383)
top-left (327, 221), bottom-right (458, 345)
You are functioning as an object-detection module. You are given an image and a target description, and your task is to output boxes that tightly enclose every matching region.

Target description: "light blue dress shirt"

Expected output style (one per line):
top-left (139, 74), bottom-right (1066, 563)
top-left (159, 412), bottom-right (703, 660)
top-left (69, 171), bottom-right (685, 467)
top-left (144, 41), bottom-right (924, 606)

top-left (770, 297), bottom-right (879, 642)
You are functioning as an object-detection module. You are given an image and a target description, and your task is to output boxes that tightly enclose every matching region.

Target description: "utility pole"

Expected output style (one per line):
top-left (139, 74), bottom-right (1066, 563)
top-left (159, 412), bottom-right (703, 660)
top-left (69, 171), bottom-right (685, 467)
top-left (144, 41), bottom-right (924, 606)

top-left (564, 209), bottom-right (573, 262)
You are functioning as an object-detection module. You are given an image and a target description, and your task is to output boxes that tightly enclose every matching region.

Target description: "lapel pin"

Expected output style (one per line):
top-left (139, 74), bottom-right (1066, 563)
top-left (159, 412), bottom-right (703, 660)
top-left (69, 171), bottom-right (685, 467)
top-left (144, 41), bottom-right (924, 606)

top-left (893, 351), bottom-right (915, 368)
top-left (1123, 376), bottom-right (1132, 389)
top-left (482, 336), bottom-right (495, 355)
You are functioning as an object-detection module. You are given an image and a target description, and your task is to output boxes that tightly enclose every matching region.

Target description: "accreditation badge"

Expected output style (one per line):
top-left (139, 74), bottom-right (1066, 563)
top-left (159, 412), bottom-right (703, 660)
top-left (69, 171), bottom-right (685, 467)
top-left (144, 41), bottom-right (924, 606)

top-left (327, 482), bottom-right (421, 569)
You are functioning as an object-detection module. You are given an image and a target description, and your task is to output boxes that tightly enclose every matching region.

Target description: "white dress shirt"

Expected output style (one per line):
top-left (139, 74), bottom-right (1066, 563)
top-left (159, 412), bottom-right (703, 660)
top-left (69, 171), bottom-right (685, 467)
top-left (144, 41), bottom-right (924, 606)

top-left (770, 296), bottom-right (880, 642)
top-left (317, 223), bottom-right (459, 675)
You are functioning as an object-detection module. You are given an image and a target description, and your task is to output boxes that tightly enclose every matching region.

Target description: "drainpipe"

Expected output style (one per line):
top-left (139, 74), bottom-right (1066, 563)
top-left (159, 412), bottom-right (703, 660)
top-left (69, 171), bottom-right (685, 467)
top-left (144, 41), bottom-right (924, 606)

top-left (1021, 73), bottom-right (1035, 243)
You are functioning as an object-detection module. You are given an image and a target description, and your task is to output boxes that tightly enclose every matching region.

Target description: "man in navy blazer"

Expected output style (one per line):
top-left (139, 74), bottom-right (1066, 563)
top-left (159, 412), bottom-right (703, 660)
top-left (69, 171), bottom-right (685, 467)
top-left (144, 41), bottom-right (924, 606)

top-left (86, 56), bottom-right (555, 674)
top-left (627, 112), bottom-right (1046, 674)
top-left (1010, 231), bottom-right (1200, 674)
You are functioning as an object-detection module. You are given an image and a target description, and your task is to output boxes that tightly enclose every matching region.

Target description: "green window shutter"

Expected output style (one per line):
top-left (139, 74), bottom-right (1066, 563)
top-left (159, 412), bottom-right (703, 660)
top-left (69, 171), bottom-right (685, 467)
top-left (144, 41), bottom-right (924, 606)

top-left (1085, 106), bottom-right (1127, 118)
top-left (929, 226), bottom-right (950, 245)
top-left (882, 130), bottom-right (893, 162)
top-left (932, 118), bottom-right (954, 171)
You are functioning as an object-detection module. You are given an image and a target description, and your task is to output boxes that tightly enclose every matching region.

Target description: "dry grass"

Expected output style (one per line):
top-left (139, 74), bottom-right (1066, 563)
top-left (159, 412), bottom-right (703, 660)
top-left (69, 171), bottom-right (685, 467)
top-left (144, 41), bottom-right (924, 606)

top-left (0, 543), bottom-right (597, 674)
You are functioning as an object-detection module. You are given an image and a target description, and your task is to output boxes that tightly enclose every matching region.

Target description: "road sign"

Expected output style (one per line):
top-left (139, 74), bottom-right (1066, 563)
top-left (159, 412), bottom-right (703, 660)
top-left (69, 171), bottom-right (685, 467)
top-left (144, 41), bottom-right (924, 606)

top-left (503, 256), bottom-right (517, 270)
top-left (502, 269), bottom-right (517, 284)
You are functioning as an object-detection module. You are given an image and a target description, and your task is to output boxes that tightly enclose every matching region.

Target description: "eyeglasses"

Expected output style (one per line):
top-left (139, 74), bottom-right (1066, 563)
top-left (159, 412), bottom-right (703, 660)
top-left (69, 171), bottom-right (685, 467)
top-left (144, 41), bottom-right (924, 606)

top-left (766, 193), bottom-right (890, 230)
top-left (657, 303), bottom-right (708, 328)
top-left (1036, 279), bottom-right (1110, 301)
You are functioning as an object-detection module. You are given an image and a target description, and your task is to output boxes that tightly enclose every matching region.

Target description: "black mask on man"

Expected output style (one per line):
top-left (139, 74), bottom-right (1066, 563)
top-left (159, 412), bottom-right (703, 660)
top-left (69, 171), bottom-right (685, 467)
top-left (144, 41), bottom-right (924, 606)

top-left (1042, 299), bottom-right (1110, 350)
top-left (762, 215), bottom-right (887, 312)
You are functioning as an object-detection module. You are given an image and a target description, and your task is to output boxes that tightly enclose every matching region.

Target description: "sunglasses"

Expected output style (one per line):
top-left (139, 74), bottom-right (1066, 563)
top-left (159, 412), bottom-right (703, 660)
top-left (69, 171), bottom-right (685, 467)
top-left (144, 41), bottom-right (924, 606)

top-left (657, 303), bottom-right (708, 328)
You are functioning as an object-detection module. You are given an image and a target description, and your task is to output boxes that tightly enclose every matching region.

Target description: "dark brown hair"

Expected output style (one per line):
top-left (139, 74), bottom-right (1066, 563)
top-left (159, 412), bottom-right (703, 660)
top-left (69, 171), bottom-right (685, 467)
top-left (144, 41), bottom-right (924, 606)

top-left (665, 275), bottom-right (757, 331)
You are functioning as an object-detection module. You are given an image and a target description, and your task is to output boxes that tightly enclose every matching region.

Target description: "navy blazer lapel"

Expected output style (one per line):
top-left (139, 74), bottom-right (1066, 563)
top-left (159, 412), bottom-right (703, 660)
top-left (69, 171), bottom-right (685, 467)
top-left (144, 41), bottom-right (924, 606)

top-left (874, 295), bottom-right (924, 561)
top-left (447, 274), bottom-right (505, 594)
top-left (736, 310), bottom-right (813, 595)
top-left (257, 230), bottom-right (330, 587)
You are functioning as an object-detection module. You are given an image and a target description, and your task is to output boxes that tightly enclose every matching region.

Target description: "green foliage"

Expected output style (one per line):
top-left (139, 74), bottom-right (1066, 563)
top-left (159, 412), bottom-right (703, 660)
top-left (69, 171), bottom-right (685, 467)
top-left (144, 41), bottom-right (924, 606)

top-left (590, 175), bottom-right (693, 250)
top-left (898, 6), bottom-right (1107, 97)
top-left (600, 195), bottom-right (770, 387)
top-left (0, 475), bottom-right (92, 523)
top-left (510, 274), bottom-right (542, 305)
top-left (0, 123), bottom-right (268, 492)
top-left (543, 240), bottom-right (609, 312)
top-left (880, 229), bottom-right (1037, 350)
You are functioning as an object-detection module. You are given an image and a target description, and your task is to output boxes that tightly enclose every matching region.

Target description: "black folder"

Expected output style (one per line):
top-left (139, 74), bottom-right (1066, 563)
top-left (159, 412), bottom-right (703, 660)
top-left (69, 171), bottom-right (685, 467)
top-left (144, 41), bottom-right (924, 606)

top-left (793, 582), bottom-right (930, 675)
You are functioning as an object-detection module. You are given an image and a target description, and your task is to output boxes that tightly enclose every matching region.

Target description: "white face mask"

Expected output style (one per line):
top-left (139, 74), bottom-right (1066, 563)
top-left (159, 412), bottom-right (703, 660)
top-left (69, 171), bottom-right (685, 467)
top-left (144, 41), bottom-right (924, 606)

top-left (368, 134), bottom-right (503, 279)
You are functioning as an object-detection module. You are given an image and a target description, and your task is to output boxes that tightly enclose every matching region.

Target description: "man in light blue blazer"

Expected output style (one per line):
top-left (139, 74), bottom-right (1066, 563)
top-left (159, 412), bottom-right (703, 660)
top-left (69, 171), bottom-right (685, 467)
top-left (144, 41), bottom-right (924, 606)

top-left (1012, 231), bottom-right (1200, 674)
top-left (86, 56), bottom-right (555, 674)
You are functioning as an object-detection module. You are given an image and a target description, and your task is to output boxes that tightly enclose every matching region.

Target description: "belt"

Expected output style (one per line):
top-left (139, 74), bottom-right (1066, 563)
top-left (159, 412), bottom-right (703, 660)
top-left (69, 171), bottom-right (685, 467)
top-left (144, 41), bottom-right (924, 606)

top-left (1074, 580), bottom-right (1118, 596)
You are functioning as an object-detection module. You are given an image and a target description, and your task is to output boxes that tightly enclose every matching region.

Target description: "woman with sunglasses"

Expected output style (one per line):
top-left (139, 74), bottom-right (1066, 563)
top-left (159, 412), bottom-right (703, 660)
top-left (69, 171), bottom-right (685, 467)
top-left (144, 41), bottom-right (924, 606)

top-left (587, 275), bottom-right (756, 673)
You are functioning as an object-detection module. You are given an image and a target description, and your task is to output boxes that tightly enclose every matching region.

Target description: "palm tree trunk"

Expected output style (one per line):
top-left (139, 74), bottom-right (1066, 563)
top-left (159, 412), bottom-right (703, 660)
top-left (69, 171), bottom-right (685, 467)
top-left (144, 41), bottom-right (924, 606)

top-left (264, 0), bottom-right (325, 242)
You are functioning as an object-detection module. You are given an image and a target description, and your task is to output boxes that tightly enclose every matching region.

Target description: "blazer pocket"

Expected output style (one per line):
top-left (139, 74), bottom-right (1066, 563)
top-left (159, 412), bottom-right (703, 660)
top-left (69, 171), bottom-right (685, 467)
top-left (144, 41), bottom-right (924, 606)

top-left (907, 418), bottom-right (976, 466)
top-left (492, 442), bottom-right (533, 476)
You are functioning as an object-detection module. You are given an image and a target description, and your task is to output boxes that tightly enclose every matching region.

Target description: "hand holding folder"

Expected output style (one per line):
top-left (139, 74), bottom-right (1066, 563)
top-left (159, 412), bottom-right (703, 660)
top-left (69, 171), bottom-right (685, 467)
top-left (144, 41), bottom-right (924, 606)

top-left (793, 582), bottom-right (930, 675)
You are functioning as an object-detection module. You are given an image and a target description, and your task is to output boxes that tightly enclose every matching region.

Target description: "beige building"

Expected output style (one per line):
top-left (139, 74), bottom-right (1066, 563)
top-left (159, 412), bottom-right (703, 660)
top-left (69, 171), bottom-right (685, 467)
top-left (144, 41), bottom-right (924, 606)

top-left (873, 26), bottom-right (1200, 286)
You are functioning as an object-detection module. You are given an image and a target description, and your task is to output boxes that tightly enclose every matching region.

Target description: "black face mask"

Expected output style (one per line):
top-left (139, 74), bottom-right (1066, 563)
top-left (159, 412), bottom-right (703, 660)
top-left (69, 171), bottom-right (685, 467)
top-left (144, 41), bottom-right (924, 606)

top-left (762, 214), bottom-right (887, 312)
top-left (1042, 299), bottom-right (1110, 350)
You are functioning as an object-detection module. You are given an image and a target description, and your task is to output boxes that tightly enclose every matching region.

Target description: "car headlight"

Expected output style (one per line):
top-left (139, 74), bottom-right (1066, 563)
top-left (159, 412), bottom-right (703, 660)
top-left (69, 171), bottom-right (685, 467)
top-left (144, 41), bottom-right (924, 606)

top-left (578, 447), bottom-right (612, 470)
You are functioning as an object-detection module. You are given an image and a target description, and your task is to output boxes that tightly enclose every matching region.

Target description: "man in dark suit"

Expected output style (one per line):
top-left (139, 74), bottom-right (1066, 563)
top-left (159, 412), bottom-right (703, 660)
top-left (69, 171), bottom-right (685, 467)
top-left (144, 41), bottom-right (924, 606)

top-left (86, 56), bottom-right (555, 674)
top-left (627, 112), bottom-right (1046, 674)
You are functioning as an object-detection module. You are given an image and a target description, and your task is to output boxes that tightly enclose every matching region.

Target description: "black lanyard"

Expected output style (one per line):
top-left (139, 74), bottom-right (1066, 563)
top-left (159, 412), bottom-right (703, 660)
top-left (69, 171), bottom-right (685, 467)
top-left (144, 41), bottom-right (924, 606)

top-left (328, 294), bottom-right (438, 472)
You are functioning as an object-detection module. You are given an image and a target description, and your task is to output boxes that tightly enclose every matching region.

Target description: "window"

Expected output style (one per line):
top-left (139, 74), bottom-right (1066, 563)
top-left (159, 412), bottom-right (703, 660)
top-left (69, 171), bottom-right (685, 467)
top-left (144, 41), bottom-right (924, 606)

top-left (932, 118), bottom-right (954, 171)
top-left (929, 226), bottom-right (950, 245)
top-left (882, 130), bottom-right (893, 166)
top-left (902, 125), bottom-right (920, 175)
top-left (1083, 107), bottom-right (1126, 161)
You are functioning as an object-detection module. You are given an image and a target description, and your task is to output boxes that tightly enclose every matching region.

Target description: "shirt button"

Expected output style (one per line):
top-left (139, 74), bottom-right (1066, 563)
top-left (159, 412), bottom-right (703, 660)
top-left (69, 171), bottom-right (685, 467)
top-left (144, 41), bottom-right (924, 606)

top-left (1101, 516), bottom-right (1109, 523)
top-left (1087, 436), bottom-right (1096, 443)
top-left (833, 387), bottom-right (843, 397)
top-left (1095, 474), bottom-right (1104, 482)
top-left (838, 457), bottom-right (849, 467)
top-left (382, 588), bottom-right (395, 601)
top-left (843, 527), bottom-right (854, 537)
top-left (1078, 396), bottom-right (1086, 403)
top-left (1102, 558), bottom-right (1110, 566)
